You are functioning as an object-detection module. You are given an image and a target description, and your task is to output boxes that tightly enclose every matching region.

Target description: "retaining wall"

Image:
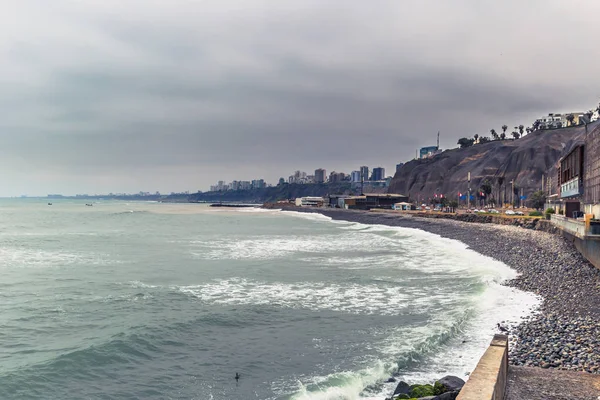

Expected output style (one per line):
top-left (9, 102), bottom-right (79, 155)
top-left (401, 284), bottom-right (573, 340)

top-left (457, 335), bottom-right (508, 400)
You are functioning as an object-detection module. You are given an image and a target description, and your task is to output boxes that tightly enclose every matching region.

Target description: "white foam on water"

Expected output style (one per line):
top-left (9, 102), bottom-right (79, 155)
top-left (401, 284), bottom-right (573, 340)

top-left (289, 361), bottom-right (389, 400)
top-left (178, 278), bottom-right (439, 316)
top-left (192, 231), bottom-right (403, 260)
top-left (281, 211), bottom-right (353, 225)
top-left (265, 214), bottom-right (541, 400)
top-left (0, 248), bottom-right (116, 268)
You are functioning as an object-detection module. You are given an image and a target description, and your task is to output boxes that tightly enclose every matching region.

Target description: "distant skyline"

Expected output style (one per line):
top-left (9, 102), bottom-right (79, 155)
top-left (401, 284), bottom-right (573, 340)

top-left (2, 1), bottom-right (600, 196)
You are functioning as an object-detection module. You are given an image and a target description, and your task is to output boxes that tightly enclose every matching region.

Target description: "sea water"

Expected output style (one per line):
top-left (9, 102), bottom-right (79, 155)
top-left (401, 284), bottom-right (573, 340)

top-left (0, 200), bottom-right (539, 399)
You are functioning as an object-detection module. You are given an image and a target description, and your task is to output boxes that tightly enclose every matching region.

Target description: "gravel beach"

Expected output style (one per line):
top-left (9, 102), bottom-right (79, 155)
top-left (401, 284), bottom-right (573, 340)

top-left (292, 208), bottom-right (600, 374)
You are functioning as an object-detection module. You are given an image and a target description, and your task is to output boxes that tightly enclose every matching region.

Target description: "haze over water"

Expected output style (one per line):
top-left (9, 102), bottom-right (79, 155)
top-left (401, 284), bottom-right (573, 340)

top-left (0, 200), bottom-right (538, 399)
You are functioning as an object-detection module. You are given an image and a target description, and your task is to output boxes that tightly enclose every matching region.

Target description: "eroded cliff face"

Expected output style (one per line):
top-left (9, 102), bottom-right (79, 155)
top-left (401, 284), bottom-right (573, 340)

top-left (389, 122), bottom-right (597, 203)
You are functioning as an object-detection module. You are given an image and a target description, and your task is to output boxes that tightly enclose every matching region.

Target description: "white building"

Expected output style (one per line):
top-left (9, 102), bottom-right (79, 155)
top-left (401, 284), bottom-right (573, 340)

top-left (295, 197), bottom-right (325, 207)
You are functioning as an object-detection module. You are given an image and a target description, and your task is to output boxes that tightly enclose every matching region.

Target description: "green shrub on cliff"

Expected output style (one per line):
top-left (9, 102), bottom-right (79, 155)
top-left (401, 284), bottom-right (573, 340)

top-left (529, 211), bottom-right (543, 217)
top-left (545, 208), bottom-right (556, 214)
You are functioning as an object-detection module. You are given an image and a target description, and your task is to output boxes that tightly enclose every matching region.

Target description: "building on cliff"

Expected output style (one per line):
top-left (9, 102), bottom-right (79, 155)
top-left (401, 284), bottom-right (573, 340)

top-left (584, 124), bottom-right (600, 217)
top-left (419, 146), bottom-right (439, 159)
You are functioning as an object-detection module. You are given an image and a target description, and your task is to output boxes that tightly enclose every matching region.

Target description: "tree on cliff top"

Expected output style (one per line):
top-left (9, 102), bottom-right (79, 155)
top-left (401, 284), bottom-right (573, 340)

top-left (502, 124), bottom-right (508, 135)
top-left (490, 129), bottom-right (498, 140)
top-left (566, 114), bottom-right (575, 126)
top-left (457, 137), bottom-right (474, 148)
top-left (500, 132), bottom-right (506, 140)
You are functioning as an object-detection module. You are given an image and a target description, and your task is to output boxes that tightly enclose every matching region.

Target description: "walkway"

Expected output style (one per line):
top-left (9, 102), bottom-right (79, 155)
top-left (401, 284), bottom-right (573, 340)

top-left (505, 366), bottom-right (600, 400)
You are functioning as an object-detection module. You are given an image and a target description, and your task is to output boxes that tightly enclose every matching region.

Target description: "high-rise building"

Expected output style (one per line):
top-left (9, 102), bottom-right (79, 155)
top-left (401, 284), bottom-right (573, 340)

top-left (252, 179), bottom-right (265, 189)
top-left (351, 171), bottom-right (361, 183)
top-left (371, 167), bottom-right (385, 181)
top-left (314, 168), bottom-right (326, 184)
top-left (360, 166), bottom-right (369, 182)
top-left (329, 171), bottom-right (346, 183)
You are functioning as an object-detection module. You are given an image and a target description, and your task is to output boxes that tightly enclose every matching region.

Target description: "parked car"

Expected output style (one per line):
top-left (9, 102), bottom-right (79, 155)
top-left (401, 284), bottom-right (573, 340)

top-left (515, 211), bottom-right (524, 215)
top-left (425, 206), bottom-right (431, 210)
top-left (505, 210), bottom-right (516, 215)
top-left (489, 209), bottom-right (499, 214)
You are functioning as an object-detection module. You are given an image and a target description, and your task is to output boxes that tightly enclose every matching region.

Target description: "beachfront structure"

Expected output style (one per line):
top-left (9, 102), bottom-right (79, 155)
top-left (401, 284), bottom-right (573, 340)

top-left (558, 145), bottom-right (584, 217)
top-left (295, 197), bottom-right (326, 207)
top-left (332, 193), bottom-right (408, 210)
top-left (584, 124), bottom-right (600, 217)
top-left (393, 202), bottom-right (413, 211)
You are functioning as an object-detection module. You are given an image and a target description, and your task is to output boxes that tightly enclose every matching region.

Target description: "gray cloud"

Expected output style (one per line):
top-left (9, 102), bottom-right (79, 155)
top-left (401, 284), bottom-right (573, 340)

top-left (0, 0), bottom-right (599, 195)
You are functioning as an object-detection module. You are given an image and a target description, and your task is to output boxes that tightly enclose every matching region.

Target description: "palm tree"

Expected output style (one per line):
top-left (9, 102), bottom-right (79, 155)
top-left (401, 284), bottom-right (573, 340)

top-left (502, 125), bottom-right (508, 137)
top-left (500, 132), bottom-right (506, 140)
top-left (566, 114), bottom-right (575, 126)
top-left (518, 125), bottom-right (524, 136)
top-left (512, 131), bottom-right (520, 140)
top-left (526, 127), bottom-right (532, 135)
top-left (497, 177), bottom-right (505, 206)
top-left (474, 134), bottom-right (479, 143)
top-left (490, 129), bottom-right (498, 140)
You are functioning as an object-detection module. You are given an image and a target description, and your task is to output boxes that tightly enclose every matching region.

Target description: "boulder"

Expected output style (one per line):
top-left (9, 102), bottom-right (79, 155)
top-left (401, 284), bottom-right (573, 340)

top-left (436, 376), bottom-right (465, 392)
top-left (392, 381), bottom-right (411, 396)
top-left (409, 384), bottom-right (435, 397)
top-left (386, 377), bottom-right (397, 383)
top-left (433, 391), bottom-right (459, 400)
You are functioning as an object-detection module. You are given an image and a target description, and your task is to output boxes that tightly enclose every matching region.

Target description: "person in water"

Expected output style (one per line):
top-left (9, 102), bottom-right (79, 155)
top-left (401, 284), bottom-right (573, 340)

top-left (235, 373), bottom-right (240, 381)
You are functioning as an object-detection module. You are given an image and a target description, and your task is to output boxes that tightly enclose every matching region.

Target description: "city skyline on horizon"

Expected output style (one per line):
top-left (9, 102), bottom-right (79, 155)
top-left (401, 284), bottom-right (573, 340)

top-left (1, 1), bottom-right (600, 197)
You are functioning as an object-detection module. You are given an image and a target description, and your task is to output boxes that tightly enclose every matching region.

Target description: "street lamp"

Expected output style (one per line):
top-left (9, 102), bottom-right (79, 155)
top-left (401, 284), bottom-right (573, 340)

top-left (510, 180), bottom-right (514, 208)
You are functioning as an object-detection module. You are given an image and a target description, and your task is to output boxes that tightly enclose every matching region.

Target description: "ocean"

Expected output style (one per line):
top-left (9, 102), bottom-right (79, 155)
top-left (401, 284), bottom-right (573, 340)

top-left (0, 200), bottom-right (539, 399)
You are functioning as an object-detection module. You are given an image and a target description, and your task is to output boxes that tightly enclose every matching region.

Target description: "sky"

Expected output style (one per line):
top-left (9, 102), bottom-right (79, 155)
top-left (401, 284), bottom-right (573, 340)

top-left (1, 0), bottom-right (600, 196)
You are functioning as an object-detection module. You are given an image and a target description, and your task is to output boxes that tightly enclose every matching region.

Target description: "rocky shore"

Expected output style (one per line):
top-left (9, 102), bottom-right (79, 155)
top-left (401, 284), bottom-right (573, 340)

top-left (288, 208), bottom-right (600, 377)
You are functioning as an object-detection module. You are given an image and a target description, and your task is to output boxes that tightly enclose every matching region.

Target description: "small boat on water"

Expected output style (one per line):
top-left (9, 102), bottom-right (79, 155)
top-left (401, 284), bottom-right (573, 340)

top-left (47, 203), bottom-right (52, 206)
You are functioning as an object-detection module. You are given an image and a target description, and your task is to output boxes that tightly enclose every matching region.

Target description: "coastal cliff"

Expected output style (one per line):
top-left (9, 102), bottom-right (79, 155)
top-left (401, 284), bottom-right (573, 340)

top-left (389, 122), bottom-right (599, 201)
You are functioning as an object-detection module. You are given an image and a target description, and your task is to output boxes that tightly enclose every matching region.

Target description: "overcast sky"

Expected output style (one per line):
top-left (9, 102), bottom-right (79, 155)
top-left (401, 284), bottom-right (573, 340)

top-left (1, 0), bottom-right (599, 196)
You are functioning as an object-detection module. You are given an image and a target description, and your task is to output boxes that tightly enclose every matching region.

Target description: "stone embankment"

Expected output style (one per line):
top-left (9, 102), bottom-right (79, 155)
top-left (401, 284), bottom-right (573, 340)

top-left (276, 207), bottom-right (600, 398)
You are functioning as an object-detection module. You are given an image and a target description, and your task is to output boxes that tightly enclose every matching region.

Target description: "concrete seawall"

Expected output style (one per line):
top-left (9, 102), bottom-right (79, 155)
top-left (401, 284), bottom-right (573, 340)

top-left (457, 335), bottom-right (508, 400)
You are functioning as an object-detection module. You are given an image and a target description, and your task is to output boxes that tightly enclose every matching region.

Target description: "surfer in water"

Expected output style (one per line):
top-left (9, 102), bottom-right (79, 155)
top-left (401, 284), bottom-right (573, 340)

top-left (235, 372), bottom-right (240, 382)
